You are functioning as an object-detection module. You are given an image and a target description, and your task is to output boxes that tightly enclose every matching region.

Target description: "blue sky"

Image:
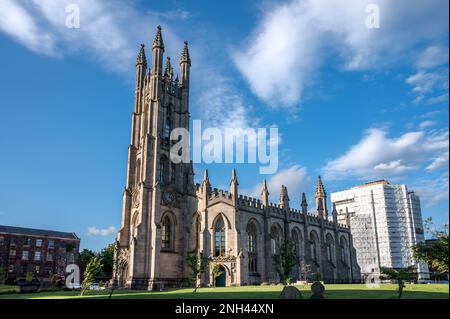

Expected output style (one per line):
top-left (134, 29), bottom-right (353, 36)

top-left (0, 0), bottom-right (448, 251)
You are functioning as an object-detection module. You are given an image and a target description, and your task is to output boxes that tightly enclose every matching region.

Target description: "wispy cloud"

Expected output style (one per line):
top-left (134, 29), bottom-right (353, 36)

top-left (406, 45), bottom-right (449, 105)
top-left (232, 0), bottom-right (448, 108)
top-left (0, 0), bottom-right (184, 73)
top-left (323, 127), bottom-right (449, 180)
top-left (413, 172), bottom-right (449, 208)
top-left (87, 226), bottom-right (116, 237)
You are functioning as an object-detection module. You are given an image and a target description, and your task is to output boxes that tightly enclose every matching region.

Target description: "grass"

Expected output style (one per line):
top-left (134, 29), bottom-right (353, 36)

top-left (0, 284), bottom-right (448, 299)
top-left (0, 284), bottom-right (19, 294)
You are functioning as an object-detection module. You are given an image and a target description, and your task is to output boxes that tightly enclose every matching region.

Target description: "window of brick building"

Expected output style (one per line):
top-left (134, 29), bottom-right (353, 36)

top-left (47, 252), bottom-right (53, 262)
top-left (8, 265), bottom-right (14, 273)
top-left (0, 236), bottom-right (4, 245)
top-left (35, 265), bottom-right (40, 273)
top-left (36, 239), bottom-right (43, 247)
top-left (34, 251), bottom-right (41, 261)
top-left (9, 249), bottom-right (16, 257)
top-left (24, 237), bottom-right (31, 246)
top-left (48, 240), bottom-right (54, 248)
top-left (22, 251), bottom-right (29, 260)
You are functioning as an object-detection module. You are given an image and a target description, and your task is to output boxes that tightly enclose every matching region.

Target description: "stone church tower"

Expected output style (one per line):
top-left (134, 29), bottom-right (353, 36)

top-left (115, 26), bottom-right (197, 290)
top-left (115, 27), bottom-right (360, 290)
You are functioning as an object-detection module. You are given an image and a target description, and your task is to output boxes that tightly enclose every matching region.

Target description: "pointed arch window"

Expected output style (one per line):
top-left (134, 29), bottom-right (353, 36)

top-left (161, 216), bottom-right (171, 249)
top-left (158, 156), bottom-right (169, 185)
top-left (292, 231), bottom-right (299, 257)
top-left (270, 226), bottom-right (281, 255)
top-left (164, 117), bottom-right (172, 139)
top-left (247, 223), bottom-right (258, 273)
top-left (214, 216), bottom-right (226, 257)
top-left (170, 163), bottom-right (176, 184)
top-left (194, 215), bottom-right (201, 250)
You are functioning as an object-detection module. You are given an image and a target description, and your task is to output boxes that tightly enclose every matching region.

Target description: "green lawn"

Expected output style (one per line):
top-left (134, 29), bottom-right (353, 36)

top-left (0, 284), bottom-right (448, 299)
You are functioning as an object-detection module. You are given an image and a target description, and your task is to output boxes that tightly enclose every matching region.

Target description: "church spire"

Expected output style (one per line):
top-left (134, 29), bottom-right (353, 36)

top-left (315, 176), bottom-right (328, 219)
top-left (152, 25), bottom-right (164, 50)
top-left (180, 41), bottom-right (191, 66)
top-left (180, 41), bottom-right (191, 88)
top-left (151, 25), bottom-right (164, 78)
top-left (136, 44), bottom-right (147, 67)
top-left (315, 176), bottom-right (326, 197)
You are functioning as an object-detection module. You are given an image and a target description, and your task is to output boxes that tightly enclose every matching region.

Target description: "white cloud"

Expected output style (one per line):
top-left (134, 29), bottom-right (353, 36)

top-left (416, 45), bottom-right (449, 69)
top-left (323, 127), bottom-right (449, 180)
top-left (0, 0), bottom-right (183, 73)
top-left (405, 70), bottom-right (447, 94)
top-left (427, 151), bottom-right (449, 171)
top-left (243, 165), bottom-right (310, 203)
top-left (373, 160), bottom-right (414, 173)
top-left (419, 120), bottom-right (435, 129)
top-left (0, 0), bottom-right (55, 55)
top-left (232, 0), bottom-right (448, 107)
top-left (87, 226), bottom-right (116, 237)
top-left (406, 45), bottom-right (449, 104)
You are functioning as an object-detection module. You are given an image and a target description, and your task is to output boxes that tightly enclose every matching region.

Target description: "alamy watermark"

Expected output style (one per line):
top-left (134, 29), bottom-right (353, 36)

top-left (170, 120), bottom-right (279, 174)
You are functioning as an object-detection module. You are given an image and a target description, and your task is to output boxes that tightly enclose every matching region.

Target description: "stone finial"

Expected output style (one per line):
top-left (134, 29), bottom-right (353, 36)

top-left (203, 169), bottom-right (209, 184)
top-left (180, 41), bottom-right (191, 66)
top-left (230, 168), bottom-right (238, 185)
top-left (301, 192), bottom-right (308, 213)
top-left (279, 185), bottom-right (290, 210)
top-left (164, 56), bottom-right (174, 79)
top-left (152, 25), bottom-right (165, 50)
top-left (136, 43), bottom-right (147, 66)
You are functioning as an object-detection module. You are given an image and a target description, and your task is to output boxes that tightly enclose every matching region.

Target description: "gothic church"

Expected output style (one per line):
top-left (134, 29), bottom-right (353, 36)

top-left (114, 26), bottom-right (361, 290)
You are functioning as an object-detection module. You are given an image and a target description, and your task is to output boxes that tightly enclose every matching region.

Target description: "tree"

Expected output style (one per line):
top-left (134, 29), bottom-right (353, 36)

top-left (412, 217), bottom-right (449, 273)
top-left (272, 240), bottom-right (298, 285)
top-left (186, 252), bottom-right (209, 293)
top-left (211, 264), bottom-right (225, 287)
top-left (0, 267), bottom-right (7, 285)
top-left (97, 243), bottom-right (115, 282)
top-left (80, 256), bottom-right (103, 296)
top-left (79, 248), bottom-right (96, 277)
top-left (380, 266), bottom-right (416, 299)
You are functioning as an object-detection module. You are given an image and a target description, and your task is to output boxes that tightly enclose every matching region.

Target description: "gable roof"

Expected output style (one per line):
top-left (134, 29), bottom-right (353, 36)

top-left (0, 225), bottom-right (79, 241)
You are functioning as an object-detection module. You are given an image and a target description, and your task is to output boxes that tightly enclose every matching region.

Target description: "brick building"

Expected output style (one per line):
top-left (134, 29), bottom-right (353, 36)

top-left (0, 225), bottom-right (80, 285)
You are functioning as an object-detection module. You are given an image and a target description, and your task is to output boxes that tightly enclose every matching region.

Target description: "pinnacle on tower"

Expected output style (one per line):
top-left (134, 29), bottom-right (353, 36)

top-left (262, 179), bottom-right (269, 194)
top-left (315, 175), bottom-right (326, 196)
top-left (332, 202), bottom-right (338, 224)
top-left (230, 168), bottom-right (238, 185)
top-left (301, 192), bottom-right (308, 210)
top-left (203, 169), bottom-right (210, 184)
top-left (280, 185), bottom-right (290, 209)
top-left (136, 44), bottom-right (147, 66)
top-left (164, 56), bottom-right (174, 79)
top-left (152, 25), bottom-right (165, 50)
top-left (180, 41), bottom-right (191, 66)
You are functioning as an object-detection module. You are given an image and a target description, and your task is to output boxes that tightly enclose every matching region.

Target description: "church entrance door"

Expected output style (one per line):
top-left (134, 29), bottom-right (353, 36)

top-left (215, 266), bottom-right (226, 287)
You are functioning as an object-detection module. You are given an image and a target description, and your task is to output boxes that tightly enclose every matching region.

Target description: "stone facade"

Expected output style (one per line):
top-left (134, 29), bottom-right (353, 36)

top-left (114, 26), bottom-right (361, 290)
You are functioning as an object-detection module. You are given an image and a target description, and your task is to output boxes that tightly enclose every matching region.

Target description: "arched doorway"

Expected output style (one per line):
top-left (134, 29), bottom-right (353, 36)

top-left (215, 266), bottom-right (226, 287)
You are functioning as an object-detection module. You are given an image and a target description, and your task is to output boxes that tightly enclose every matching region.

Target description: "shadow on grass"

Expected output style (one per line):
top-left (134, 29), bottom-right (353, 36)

top-left (2, 288), bottom-right (447, 300)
